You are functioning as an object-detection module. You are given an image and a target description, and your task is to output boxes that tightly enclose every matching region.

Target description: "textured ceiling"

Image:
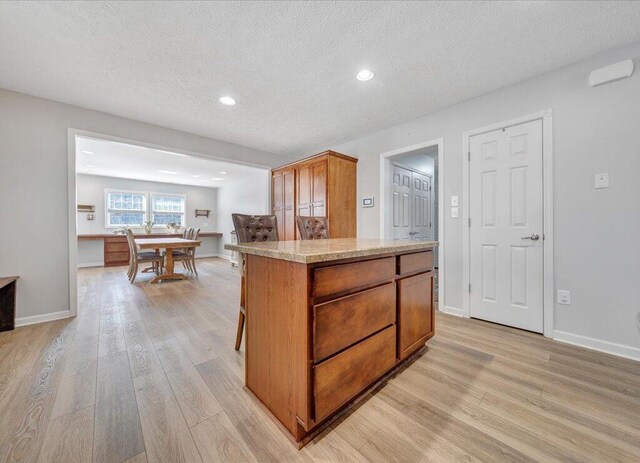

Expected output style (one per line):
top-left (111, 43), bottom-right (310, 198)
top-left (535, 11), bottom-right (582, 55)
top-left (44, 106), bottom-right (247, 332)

top-left (76, 137), bottom-right (267, 187)
top-left (2, 1), bottom-right (640, 157)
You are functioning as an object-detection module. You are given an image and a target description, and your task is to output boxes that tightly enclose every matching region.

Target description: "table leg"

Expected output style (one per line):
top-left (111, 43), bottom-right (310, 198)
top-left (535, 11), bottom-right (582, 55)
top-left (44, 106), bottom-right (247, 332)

top-left (142, 248), bottom-right (162, 273)
top-left (150, 248), bottom-right (187, 283)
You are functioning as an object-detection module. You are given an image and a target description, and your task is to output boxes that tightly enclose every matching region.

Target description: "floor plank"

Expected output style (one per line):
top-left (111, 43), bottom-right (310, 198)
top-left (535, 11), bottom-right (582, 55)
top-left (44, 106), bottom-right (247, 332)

top-left (133, 369), bottom-right (202, 463)
top-left (190, 411), bottom-right (257, 463)
top-left (93, 350), bottom-right (145, 463)
top-left (1, 258), bottom-right (639, 462)
top-left (37, 406), bottom-right (94, 463)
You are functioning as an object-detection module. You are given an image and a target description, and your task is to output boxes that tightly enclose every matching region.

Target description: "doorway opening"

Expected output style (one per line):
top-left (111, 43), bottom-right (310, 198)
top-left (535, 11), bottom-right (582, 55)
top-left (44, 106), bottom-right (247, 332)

top-left (380, 138), bottom-right (444, 310)
top-left (67, 129), bottom-right (271, 317)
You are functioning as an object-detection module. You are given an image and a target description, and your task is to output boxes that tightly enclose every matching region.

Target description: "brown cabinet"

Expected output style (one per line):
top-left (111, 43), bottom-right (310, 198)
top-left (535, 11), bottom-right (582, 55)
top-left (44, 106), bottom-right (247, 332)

top-left (272, 151), bottom-right (357, 239)
top-left (397, 254), bottom-right (435, 360)
top-left (242, 244), bottom-right (436, 445)
top-left (272, 168), bottom-right (295, 240)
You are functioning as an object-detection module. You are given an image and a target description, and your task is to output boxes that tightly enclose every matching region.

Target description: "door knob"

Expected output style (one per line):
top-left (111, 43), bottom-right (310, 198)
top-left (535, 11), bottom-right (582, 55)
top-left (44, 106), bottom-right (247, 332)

top-left (521, 233), bottom-right (540, 241)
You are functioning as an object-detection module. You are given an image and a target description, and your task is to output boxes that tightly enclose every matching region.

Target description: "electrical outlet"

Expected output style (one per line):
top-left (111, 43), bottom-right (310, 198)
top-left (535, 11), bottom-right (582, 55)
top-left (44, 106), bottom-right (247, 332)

top-left (557, 290), bottom-right (571, 305)
top-left (594, 173), bottom-right (609, 189)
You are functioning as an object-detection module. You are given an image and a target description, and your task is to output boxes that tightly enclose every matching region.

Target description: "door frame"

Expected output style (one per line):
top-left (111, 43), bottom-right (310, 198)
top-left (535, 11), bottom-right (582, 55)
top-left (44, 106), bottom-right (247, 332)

top-left (67, 128), bottom-right (272, 319)
top-left (391, 162), bottom-right (434, 240)
top-left (462, 109), bottom-right (554, 337)
top-left (380, 137), bottom-right (444, 308)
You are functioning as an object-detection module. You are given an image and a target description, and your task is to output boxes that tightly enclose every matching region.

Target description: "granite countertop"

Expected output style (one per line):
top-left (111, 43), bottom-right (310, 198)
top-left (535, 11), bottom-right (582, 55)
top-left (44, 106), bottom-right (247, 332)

top-left (224, 238), bottom-right (438, 264)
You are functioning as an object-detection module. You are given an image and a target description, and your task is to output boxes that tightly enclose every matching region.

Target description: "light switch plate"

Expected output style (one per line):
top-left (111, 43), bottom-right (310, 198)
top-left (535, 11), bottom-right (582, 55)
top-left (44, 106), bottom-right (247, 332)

top-left (361, 197), bottom-right (374, 208)
top-left (557, 290), bottom-right (571, 305)
top-left (451, 207), bottom-right (459, 218)
top-left (594, 173), bottom-right (609, 189)
top-left (451, 196), bottom-right (459, 207)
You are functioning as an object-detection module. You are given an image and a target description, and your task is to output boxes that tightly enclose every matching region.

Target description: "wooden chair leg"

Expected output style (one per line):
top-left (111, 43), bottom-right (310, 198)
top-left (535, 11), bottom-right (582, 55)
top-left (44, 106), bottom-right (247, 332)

top-left (234, 309), bottom-right (245, 351)
top-left (191, 258), bottom-right (198, 276)
top-left (129, 261), bottom-right (138, 283)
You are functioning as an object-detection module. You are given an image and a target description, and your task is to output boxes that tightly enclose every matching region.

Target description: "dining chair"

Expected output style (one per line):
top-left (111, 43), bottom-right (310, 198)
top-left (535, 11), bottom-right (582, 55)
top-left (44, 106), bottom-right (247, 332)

top-left (171, 227), bottom-right (192, 264)
top-left (124, 229), bottom-right (164, 283)
top-left (231, 213), bottom-right (279, 351)
top-left (174, 227), bottom-right (200, 275)
top-left (296, 216), bottom-right (330, 240)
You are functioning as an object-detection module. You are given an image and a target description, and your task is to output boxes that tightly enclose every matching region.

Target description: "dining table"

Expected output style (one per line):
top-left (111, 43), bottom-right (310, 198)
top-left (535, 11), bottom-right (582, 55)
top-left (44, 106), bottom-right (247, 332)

top-left (135, 237), bottom-right (201, 283)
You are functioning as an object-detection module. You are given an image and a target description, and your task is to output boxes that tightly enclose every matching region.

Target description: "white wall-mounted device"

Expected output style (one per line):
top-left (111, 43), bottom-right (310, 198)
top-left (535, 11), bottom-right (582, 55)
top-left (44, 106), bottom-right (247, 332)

top-left (589, 59), bottom-right (634, 87)
top-left (594, 173), bottom-right (610, 189)
top-left (362, 197), bottom-right (374, 208)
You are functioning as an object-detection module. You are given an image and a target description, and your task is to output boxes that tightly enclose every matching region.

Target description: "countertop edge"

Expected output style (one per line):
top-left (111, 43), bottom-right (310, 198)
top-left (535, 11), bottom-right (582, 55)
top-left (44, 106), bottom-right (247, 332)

top-left (224, 241), bottom-right (438, 264)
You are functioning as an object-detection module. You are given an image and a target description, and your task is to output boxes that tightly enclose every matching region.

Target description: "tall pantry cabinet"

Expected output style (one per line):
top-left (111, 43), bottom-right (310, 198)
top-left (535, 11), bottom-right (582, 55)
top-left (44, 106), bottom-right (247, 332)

top-left (271, 150), bottom-right (358, 240)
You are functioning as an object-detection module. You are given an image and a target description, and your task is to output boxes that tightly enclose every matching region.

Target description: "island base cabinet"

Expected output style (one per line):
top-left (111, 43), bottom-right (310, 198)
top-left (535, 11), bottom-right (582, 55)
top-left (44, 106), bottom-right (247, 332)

top-left (313, 326), bottom-right (396, 421)
top-left (239, 245), bottom-right (437, 446)
top-left (397, 271), bottom-right (434, 360)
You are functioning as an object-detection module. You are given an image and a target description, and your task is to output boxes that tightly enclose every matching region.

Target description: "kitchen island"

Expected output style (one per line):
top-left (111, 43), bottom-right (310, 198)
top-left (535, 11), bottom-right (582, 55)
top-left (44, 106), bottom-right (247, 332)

top-left (224, 238), bottom-right (437, 446)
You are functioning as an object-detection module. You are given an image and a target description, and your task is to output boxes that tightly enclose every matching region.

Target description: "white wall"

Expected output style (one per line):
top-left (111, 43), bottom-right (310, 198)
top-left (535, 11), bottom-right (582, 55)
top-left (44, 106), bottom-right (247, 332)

top-left (332, 41), bottom-right (640, 356)
top-left (77, 174), bottom-right (220, 266)
top-left (0, 88), bottom-right (290, 322)
top-left (216, 170), bottom-right (271, 259)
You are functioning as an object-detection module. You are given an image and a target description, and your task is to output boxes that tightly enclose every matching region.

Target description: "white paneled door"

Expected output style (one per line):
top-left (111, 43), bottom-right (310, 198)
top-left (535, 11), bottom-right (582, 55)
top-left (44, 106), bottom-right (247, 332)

top-left (392, 165), bottom-right (412, 240)
top-left (469, 119), bottom-right (543, 332)
top-left (392, 165), bottom-right (433, 240)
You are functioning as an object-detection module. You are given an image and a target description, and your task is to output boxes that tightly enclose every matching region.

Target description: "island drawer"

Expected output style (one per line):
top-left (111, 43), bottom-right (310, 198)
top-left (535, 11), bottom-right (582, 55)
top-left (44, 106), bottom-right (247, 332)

top-left (398, 250), bottom-right (433, 276)
top-left (313, 325), bottom-right (396, 421)
top-left (313, 283), bottom-right (396, 362)
top-left (313, 257), bottom-right (395, 300)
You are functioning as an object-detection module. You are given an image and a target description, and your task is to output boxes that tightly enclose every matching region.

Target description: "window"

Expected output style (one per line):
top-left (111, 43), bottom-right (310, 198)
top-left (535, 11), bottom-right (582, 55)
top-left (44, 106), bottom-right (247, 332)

top-left (151, 193), bottom-right (186, 226)
top-left (105, 190), bottom-right (147, 227)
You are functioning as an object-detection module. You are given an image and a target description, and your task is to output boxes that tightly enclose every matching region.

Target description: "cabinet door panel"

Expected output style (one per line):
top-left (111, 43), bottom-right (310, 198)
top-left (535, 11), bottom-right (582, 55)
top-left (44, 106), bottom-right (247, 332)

top-left (284, 207), bottom-right (295, 241)
top-left (297, 166), bottom-right (312, 208)
top-left (283, 170), bottom-right (294, 208)
top-left (312, 162), bottom-right (327, 204)
top-left (273, 173), bottom-right (284, 209)
top-left (397, 272), bottom-right (433, 359)
top-left (274, 209), bottom-right (285, 239)
top-left (311, 204), bottom-right (325, 218)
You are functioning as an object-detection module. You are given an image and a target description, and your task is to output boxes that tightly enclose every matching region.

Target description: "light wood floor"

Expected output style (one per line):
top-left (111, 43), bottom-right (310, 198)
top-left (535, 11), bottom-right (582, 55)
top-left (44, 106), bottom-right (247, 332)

top-left (1, 258), bottom-right (639, 462)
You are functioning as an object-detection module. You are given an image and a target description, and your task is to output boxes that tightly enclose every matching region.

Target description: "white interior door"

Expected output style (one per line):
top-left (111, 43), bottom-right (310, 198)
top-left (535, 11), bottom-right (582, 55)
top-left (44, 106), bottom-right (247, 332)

top-left (392, 165), bottom-right (412, 240)
top-left (469, 119), bottom-right (543, 332)
top-left (412, 171), bottom-right (432, 240)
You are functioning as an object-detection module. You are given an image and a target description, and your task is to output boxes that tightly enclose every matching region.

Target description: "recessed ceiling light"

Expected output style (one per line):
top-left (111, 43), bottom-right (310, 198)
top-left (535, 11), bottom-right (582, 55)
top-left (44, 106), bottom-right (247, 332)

top-left (158, 170), bottom-right (178, 175)
top-left (210, 177), bottom-right (224, 181)
top-left (219, 96), bottom-right (236, 106)
top-left (219, 171), bottom-right (227, 175)
top-left (356, 69), bottom-right (374, 81)
top-left (82, 150), bottom-right (94, 154)
top-left (85, 165), bottom-right (96, 168)
top-left (192, 175), bottom-right (201, 178)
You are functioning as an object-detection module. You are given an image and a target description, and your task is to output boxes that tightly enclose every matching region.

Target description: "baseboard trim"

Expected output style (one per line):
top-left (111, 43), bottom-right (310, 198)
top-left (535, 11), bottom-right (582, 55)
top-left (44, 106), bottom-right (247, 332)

top-left (553, 330), bottom-right (640, 362)
top-left (441, 306), bottom-right (465, 317)
top-left (78, 262), bottom-right (104, 268)
top-left (195, 253), bottom-right (220, 259)
top-left (15, 310), bottom-right (73, 328)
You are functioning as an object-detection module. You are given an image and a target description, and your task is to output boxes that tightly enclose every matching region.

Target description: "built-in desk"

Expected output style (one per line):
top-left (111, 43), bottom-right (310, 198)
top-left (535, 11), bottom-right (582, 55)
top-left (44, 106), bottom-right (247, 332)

top-left (224, 238), bottom-right (437, 446)
top-left (78, 232), bottom-right (222, 267)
